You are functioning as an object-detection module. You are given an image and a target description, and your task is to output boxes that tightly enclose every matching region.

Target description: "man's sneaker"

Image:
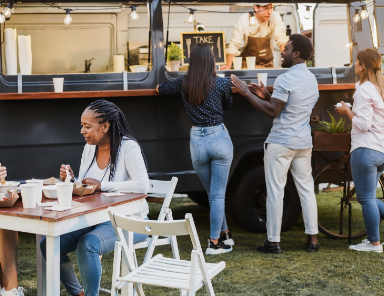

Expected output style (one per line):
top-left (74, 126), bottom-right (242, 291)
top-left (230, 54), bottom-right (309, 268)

top-left (205, 239), bottom-right (232, 255)
top-left (257, 240), bottom-right (282, 254)
top-left (349, 239), bottom-right (383, 253)
top-left (306, 242), bottom-right (320, 252)
top-left (219, 231), bottom-right (235, 246)
top-left (0, 287), bottom-right (27, 296)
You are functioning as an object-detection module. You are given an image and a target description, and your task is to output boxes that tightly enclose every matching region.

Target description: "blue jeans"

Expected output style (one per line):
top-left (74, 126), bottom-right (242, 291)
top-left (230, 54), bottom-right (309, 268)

top-left (351, 148), bottom-right (384, 243)
top-left (190, 124), bottom-right (233, 240)
top-left (40, 219), bottom-right (148, 296)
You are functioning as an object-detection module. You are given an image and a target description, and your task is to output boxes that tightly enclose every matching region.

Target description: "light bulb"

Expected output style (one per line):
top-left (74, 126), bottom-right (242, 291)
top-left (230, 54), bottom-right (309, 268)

top-left (360, 5), bottom-right (368, 19)
top-left (64, 9), bottom-right (72, 25)
top-left (345, 42), bottom-right (353, 47)
top-left (186, 10), bottom-right (194, 24)
top-left (3, 7), bottom-right (11, 18)
top-left (249, 11), bottom-right (256, 26)
top-left (0, 14), bottom-right (5, 23)
top-left (353, 9), bottom-right (361, 23)
top-left (130, 6), bottom-right (139, 20)
top-left (304, 6), bottom-right (311, 20)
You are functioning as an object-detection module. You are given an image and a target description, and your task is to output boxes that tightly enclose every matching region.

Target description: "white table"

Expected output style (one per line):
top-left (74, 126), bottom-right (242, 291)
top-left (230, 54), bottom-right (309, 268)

top-left (0, 192), bottom-right (146, 296)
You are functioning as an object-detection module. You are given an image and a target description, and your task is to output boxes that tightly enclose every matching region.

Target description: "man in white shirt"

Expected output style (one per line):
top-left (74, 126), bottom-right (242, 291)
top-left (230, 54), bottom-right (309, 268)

top-left (221, 3), bottom-right (288, 69)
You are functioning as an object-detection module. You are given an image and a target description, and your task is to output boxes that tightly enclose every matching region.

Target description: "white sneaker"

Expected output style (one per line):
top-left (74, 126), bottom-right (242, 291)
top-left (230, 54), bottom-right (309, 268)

top-left (0, 287), bottom-right (27, 296)
top-left (349, 239), bottom-right (383, 253)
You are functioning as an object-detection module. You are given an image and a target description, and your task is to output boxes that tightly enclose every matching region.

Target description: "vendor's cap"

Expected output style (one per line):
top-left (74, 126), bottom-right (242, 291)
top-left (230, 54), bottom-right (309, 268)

top-left (254, 3), bottom-right (272, 6)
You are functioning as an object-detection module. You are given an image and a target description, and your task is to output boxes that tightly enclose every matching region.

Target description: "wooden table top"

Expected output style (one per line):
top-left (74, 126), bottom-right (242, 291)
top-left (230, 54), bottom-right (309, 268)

top-left (0, 193), bottom-right (146, 222)
top-left (0, 84), bottom-right (356, 101)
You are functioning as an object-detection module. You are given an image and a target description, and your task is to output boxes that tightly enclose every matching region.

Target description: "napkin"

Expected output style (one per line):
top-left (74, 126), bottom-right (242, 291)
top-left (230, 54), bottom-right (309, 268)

top-left (38, 201), bottom-right (58, 207)
top-left (102, 192), bottom-right (125, 197)
top-left (44, 206), bottom-right (73, 212)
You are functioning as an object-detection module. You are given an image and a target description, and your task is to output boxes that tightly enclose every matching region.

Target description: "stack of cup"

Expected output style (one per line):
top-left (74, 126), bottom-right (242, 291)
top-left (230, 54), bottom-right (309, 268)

top-left (56, 183), bottom-right (74, 207)
top-left (20, 184), bottom-right (38, 209)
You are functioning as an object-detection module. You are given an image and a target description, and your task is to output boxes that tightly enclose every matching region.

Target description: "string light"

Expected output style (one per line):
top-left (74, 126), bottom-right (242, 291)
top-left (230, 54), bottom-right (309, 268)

top-left (130, 5), bottom-right (139, 20)
top-left (360, 4), bottom-right (368, 19)
top-left (304, 6), bottom-right (311, 20)
top-left (3, 2), bottom-right (13, 18)
top-left (63, 9), bottom-right (72, 25)
top-left (249, 11), bottom-right (257, 26)
top-left (186, 9), bottom-right (194, 24)
top-left (353, 9), bottom-right (361, 23)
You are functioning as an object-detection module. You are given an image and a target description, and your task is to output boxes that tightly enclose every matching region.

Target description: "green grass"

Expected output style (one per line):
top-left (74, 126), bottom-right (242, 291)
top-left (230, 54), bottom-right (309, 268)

top-left (17, 197), bottom-right (384, 296)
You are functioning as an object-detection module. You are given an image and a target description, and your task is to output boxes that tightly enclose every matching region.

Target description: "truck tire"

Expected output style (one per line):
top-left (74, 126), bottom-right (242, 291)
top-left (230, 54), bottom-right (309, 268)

top-left (188, 191), bottom-right (210, 208)
top-left (230, 165), bottom-right (302, 233)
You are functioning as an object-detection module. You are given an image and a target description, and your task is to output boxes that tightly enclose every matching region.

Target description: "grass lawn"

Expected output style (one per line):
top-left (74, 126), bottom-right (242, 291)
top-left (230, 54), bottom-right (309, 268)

top-left (17, 197), bottom-right (384, 296)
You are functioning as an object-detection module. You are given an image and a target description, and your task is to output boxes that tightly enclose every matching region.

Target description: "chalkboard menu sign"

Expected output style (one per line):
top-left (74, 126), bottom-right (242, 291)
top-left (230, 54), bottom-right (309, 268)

top-left (180, 31), bottom-right (226, 66)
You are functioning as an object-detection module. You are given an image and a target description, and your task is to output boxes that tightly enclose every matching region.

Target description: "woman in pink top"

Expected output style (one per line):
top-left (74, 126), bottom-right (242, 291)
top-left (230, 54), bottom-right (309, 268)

top-left (336, 48), bottom-right (384, 253)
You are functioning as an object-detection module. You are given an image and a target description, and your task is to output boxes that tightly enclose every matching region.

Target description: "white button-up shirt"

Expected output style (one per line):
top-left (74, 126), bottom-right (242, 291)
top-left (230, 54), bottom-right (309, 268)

top-left (351, 81), bottom-right (384, 154)
top-left (226, 11), bottom-right (289, 57)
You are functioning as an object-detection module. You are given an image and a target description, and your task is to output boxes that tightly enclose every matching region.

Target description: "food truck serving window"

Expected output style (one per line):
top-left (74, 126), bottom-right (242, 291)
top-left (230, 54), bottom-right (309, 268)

top-left (1, 3), bottom-right (151, 75)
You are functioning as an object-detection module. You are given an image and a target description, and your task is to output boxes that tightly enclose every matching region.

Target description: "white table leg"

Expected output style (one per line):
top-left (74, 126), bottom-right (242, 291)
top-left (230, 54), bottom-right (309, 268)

top-left (36, 234), bottom-right (46, 296)
top-left (46, 236), bottom-right (60, 296)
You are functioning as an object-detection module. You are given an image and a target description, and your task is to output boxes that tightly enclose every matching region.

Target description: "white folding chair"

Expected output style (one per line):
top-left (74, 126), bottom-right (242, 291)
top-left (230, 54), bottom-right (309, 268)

top-left (108, 209), bottom-right (225, 296)
top-left (99, 177), bottom-right (180, 295)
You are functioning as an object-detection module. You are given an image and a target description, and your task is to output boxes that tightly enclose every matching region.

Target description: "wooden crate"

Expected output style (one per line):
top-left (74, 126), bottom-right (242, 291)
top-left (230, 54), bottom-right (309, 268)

top-left (312, 131), bottom-right (351, 152)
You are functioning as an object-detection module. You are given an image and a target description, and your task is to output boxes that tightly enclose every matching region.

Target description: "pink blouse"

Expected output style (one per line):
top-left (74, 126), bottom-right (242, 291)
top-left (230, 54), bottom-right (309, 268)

top-left (351, 81), bottom-right (384, 154)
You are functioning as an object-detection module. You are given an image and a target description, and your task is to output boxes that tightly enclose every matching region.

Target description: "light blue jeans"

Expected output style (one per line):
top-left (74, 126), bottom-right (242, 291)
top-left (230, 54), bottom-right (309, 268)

top-left (351, 147), bottom-right (384, 243)
top-left (190, 124), bottom-right (233, 240)
top-left (40, 219), bottom-right (148, 296)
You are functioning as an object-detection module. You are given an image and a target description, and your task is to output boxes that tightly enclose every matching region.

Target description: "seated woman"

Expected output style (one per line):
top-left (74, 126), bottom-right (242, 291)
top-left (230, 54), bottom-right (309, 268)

top-left (40, 99), bottom-right (150, 296)
top-left (0, 165), bottom-right (26, 296)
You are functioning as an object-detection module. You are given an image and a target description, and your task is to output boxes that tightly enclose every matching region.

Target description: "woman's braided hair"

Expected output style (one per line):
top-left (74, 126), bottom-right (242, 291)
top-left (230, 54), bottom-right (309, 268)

top-left (82, 99), bottom-right (148, 181)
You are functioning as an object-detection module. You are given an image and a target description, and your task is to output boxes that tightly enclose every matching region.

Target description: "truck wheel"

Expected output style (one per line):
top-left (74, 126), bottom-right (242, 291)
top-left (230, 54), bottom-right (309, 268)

top-left (230, 166), bottom-right (302, 233)
top-left (188, 191), bottom-right (210, 208)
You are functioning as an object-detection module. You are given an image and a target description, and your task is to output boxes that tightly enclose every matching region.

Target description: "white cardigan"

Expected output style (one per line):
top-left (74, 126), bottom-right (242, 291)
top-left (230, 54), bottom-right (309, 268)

top-left (78, 139), bottom-right (149, 219)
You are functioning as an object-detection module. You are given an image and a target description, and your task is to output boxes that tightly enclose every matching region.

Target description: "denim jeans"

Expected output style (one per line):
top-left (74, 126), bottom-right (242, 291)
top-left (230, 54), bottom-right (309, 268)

top-left (40, 219), bottom-right (148, 296)
top-left (190, 123), bottom-right (233, 240)
top-left (351, 147), bottom-right (384, 243)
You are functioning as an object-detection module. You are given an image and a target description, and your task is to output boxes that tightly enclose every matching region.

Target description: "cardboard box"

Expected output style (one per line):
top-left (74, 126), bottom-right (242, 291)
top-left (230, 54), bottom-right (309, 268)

top-left (44, 177), bottom-right (62, 185)
top-left (73, 182), bottom-right (96, 196)
top-left (0, 189), bottom-right (19, 208)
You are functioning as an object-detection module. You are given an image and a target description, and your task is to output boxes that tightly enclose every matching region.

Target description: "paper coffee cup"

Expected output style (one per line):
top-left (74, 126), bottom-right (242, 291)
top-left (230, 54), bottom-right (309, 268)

top-left (20, 184), bottom-right (38, 209)
top-left (217, 74), bottom-right (225, 78)
top-left (26, 179), bottom-right (44, 204)
top-left (53, 78), bottom-right (64, 93)
top-left (56, 183), bottom-right (73, 207)
top-left (257, 73), bottom-right (268, 86)
top-left (233, 57), bottom-right (242, 70)
top-left (246, 56), bottom-right (256, 70)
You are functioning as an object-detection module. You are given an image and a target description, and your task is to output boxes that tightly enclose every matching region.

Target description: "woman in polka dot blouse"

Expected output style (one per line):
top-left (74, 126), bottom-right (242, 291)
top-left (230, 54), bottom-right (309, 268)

top-left (156, 43), bottom-right (234, 255)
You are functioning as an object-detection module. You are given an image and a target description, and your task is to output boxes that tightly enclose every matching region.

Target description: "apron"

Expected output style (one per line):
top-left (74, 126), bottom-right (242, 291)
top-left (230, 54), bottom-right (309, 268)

top-left (240, 21), bottom-right (274, 68)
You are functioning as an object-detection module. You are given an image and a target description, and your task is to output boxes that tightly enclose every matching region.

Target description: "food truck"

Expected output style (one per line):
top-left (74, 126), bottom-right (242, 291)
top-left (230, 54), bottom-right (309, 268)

top-left (0, 0), bottom-right (382, 233)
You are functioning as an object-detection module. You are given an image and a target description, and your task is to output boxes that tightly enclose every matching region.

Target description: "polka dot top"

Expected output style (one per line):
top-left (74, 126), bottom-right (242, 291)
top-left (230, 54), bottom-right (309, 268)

top-left (158, 76), bottom-right (233, 127)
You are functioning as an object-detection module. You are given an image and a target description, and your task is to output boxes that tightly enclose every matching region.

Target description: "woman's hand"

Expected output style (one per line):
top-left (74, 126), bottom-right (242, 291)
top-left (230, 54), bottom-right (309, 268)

top-left (248, 82), bottom-right (270, 101)
top-left (155, 85), bottom-right (160, 93)
top-left (0, 164), bottom-right (7, 182)
top-left (82, 177), bottom-right (101, 192)
top-left (60, 164), bottom-right (74, 182)
top-left (231, 74), bottom-right (251, 97)
top-left (335, 102), bottom-right (350, 116)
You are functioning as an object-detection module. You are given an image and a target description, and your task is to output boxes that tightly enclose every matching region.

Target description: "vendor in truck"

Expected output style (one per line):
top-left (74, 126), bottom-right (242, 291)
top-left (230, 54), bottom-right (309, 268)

top-left (221, 3), bottom-right (288, 69)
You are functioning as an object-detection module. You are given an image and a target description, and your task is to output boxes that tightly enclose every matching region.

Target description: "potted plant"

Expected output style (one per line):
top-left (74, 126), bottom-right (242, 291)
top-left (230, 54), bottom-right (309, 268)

top-left (167, 42), bottom-right (185, 72)
top-left (312, 111), bottom-right (352, 152)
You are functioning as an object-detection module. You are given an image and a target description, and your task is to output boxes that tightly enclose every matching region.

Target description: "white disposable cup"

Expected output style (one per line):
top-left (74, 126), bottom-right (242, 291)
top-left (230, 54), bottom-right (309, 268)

top-left (56, 183), bottom-right (73, 207)
top-left (20, 184), bottom-right (38, 209)
top-left (246, 56), bottom-right (256, 70)
top-left (53, 78), bottom-right (64, 93)
top-left (233, 57), bottom-right (243, 70)
top-left (217, 74), bottom-right (225, 78)
top-left (257, 73), bottom-right (268, 86)
top-left (26, 179), bottom-right (44, 204)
